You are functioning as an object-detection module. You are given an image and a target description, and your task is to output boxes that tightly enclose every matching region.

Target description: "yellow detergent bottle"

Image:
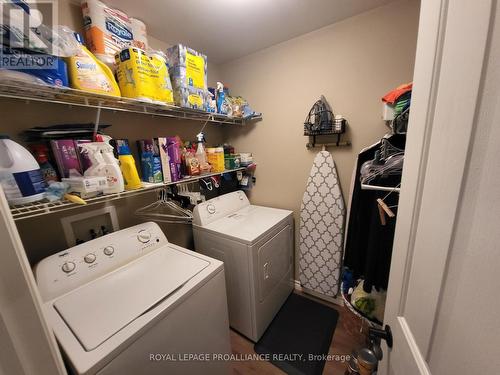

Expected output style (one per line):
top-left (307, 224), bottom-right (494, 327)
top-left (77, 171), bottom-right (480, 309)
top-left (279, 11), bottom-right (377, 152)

top-left (66, 33), bottom-right (121, 96)
top-left (115, 139), bottom-right (142, 190)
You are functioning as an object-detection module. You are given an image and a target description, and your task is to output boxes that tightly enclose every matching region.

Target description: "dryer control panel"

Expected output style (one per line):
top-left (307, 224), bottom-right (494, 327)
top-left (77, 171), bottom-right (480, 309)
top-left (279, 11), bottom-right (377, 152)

top-left (193, 190), bottom-right (250, 226)
top-left (35, 222), bottom-right (167, 301)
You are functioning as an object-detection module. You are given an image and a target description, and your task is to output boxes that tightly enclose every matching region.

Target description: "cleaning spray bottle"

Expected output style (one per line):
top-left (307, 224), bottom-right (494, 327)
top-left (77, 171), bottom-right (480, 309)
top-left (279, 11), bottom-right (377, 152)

top-left (216, 82), bottom-right (226, 114)
top-left (80, 142), bottom-right (124, 194)
top-left (196, 132), bottom-right (211, 174)
top-left (115, 139), bottom-right (142, 190)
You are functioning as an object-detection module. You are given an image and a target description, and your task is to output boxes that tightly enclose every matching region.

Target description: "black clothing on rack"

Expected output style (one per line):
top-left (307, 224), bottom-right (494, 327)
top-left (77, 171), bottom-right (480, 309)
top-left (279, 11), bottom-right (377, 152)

top-left (343, 134), bottom-right (405, 292)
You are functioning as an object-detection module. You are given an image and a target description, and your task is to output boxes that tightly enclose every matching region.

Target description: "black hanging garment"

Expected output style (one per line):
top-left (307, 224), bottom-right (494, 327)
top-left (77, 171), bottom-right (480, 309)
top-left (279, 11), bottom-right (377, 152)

top-left (343, 134), bottom-right (405, 293)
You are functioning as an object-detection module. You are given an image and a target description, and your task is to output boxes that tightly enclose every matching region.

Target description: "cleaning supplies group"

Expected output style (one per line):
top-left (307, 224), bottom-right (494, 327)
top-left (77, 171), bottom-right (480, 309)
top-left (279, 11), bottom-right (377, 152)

top-left (1, 128), bottom-right (249, 206)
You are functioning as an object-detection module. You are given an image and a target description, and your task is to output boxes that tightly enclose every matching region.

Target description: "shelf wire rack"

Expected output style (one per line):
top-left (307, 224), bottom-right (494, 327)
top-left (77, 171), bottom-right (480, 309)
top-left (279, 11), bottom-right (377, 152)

top-left (0, 81), bottom-right (262, 126)
top-left (9, 168), bottom-right (246, 221)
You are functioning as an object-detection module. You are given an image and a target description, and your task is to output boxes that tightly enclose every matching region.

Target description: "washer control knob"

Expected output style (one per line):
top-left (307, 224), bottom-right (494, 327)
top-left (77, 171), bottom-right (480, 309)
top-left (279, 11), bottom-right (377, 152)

top-left (84, 253), bottom-right (96, 264)
top-left (137, 230), bottom-right (151, 243)
top-left (103, 246), bottom-right (115, 256)
top-left (62, 261), bottom-right (76, 273)
top-left (207, 204), bottom-right (216, 214)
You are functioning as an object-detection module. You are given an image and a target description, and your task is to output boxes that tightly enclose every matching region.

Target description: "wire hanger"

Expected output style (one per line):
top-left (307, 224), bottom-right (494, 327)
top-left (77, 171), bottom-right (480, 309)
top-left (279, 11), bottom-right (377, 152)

top-left (134, 188), bottom-right (193, 224)
top-left (360, 139), bottom-right (404, 192)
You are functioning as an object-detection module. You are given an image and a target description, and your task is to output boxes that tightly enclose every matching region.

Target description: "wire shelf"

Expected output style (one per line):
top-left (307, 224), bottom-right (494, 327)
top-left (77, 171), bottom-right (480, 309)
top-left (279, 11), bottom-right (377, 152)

top-left (0, 81), bottom-right (262, 126)
top-left (9, 168), bottom-right (246, 221)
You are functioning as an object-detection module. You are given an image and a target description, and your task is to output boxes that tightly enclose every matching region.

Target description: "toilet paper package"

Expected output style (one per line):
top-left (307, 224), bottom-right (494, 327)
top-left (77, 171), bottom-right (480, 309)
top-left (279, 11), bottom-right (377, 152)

top-left (81, 0), bottom-right (133, 67)
top-left (166, 44), bottom-right (207, 110)
top-left (130, 18), bottom-right (148, 50)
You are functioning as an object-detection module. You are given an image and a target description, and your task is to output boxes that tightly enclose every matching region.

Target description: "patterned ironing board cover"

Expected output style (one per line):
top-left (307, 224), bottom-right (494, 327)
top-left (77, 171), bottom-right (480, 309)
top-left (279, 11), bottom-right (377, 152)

top-left (299, 151), bottom-right (345, 297)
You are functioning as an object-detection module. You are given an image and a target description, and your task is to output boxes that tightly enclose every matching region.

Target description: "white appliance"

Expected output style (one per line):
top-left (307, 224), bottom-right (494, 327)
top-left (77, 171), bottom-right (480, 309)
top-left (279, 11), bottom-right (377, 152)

top-left (35, 222), bottom-right (231, 375)
top-left (192, 191), bottom-right (294, 342)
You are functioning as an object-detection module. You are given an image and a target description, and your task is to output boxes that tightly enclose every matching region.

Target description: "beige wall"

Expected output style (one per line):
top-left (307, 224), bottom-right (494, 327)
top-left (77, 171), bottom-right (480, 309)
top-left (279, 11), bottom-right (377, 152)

top-left (219, 0), bottom-right (420, 276)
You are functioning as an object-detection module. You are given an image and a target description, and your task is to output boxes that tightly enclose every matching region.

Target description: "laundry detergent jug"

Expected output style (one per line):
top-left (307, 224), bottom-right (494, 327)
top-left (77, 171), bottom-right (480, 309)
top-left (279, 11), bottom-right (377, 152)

top-left (66, 32), bottom-right (121, 96)
top-left (0, 136), bottom-right (46, 205)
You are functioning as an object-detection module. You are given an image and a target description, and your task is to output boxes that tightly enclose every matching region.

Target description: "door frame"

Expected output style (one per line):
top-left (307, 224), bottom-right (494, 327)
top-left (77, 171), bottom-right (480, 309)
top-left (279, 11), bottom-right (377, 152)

top-left (380, 0), bottom-right (495, 373)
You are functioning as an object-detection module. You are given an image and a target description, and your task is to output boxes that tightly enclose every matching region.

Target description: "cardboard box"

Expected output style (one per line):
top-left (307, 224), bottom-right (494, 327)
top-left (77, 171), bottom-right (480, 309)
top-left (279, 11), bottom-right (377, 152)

top-left (50, 140), bottom-right (83, 178)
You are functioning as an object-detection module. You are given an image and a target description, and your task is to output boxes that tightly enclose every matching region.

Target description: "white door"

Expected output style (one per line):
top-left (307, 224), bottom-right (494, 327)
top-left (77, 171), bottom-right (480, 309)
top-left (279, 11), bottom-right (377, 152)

top-left (0, 187), bottom-right (66, 375)
top-left (379, 0), bottom-right (498, 374)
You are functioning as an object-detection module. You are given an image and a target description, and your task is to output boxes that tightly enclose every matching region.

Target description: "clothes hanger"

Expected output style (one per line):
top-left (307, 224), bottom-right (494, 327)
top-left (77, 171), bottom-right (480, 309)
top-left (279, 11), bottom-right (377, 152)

top-left (134, 188), bottom-right (193, 224)
top-left (360, 152), bottom-right (404, 186)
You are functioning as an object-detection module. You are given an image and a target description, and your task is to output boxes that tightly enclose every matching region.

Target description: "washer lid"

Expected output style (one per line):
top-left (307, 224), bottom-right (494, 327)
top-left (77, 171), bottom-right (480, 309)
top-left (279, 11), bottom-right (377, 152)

top-left (53, 245), bottom-right (209, 351)
top-left (197, 205), bottom-right (292, 244)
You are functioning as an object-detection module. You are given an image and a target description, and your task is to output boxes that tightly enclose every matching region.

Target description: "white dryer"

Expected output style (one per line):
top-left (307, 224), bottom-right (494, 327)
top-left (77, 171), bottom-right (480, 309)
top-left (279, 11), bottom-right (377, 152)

top-left (35, 222), bottom-right (231, 375)
top-left (193, 191), bottom-right (294, 342)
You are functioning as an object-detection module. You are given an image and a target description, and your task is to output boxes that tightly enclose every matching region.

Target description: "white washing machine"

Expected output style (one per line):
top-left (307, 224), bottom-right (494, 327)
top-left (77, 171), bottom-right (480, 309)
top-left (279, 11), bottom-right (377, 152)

top-left (35, 222), bottom-right (231, 375)
top-left (192, 191), bottom-right (294, 342)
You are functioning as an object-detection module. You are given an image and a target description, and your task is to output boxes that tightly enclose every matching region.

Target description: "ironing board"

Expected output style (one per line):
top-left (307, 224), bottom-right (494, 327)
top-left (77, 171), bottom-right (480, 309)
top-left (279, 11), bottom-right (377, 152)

top-left (299, 151), bottom-right (345, 297)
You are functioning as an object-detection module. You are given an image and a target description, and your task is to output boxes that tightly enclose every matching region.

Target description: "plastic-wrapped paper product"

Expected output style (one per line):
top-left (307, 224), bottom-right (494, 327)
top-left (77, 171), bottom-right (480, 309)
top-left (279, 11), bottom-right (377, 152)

top-left (149, 51), bottom-right (174, 104)
top-left (81, 0), bottom-right (133, 68)
top-left (115, 47), bottom-right (173, 104)
top-left (166, 44), bottom-right (207, 110)
top-left (130, 18), bottom-right (148, 50)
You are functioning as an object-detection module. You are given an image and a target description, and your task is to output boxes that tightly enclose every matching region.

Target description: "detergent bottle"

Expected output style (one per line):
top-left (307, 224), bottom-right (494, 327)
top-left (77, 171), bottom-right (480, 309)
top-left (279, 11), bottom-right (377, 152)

top-left (80, 142), bottom-right (124, 194)
top-left (65, 32), bottom-right (121, 96)
top-left (115, 139), bottom-right (142, 190)
top-left (0, 136), bottom-right (46, 205)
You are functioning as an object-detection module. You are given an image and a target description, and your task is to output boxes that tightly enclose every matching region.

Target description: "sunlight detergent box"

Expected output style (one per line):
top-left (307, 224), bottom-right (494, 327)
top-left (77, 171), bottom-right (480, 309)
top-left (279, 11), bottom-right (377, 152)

top-left (81, 0), bottom-right (133, 68)
top-left (166, 44), bottom-right (207, 110)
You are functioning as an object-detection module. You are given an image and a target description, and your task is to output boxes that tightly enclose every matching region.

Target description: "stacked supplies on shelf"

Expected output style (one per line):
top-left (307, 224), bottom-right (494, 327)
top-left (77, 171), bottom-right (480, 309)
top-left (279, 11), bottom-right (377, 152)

top-left (382, 82), bottom-right (412, 134)
top-left (166, 45), bottom-right (208, 110)
top-left (81, 0), bottom-right (135, 68)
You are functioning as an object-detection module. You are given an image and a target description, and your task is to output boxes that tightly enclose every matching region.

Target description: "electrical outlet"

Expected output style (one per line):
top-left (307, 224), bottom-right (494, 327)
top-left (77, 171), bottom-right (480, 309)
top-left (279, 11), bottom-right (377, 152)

top-left (61, 207), bottom-right (119, 247)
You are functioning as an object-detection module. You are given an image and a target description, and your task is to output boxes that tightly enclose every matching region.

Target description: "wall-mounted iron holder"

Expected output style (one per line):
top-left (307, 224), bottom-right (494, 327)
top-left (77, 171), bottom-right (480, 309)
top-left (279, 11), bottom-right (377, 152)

top-left (305, 125), bottom-right (351, 149)
top-left (303, 96), bottom-right (351, 149)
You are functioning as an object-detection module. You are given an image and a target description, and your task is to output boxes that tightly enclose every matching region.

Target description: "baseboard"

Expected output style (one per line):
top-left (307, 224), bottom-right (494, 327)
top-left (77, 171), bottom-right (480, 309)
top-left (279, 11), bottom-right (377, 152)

top-left (293, 280), bottom-right (344, 306)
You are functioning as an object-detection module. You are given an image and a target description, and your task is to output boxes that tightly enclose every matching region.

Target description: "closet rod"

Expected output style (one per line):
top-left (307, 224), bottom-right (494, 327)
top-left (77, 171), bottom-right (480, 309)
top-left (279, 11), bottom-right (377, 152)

top-left (361, 183), bottom-right (401, 193)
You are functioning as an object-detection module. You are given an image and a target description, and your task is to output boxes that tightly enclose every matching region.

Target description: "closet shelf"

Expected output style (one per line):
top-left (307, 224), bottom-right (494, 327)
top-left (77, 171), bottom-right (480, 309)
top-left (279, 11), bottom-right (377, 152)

top-left (9, 167), bottom-right (246, 221)
top-left (0, 81), bottom-right (262, 126)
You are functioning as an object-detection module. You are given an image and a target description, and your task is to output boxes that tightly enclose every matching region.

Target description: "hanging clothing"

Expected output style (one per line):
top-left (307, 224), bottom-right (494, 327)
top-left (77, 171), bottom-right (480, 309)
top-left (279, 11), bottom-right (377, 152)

top-left (343, 134), bottom-right (405, 292)
top-left (382, 82), bottom-right (413, 104)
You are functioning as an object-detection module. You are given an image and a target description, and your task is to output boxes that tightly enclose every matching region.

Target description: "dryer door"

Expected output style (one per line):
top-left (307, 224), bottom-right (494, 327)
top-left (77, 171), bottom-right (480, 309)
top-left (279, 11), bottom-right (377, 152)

top-left (254, 218), bottom-right (294, 340)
